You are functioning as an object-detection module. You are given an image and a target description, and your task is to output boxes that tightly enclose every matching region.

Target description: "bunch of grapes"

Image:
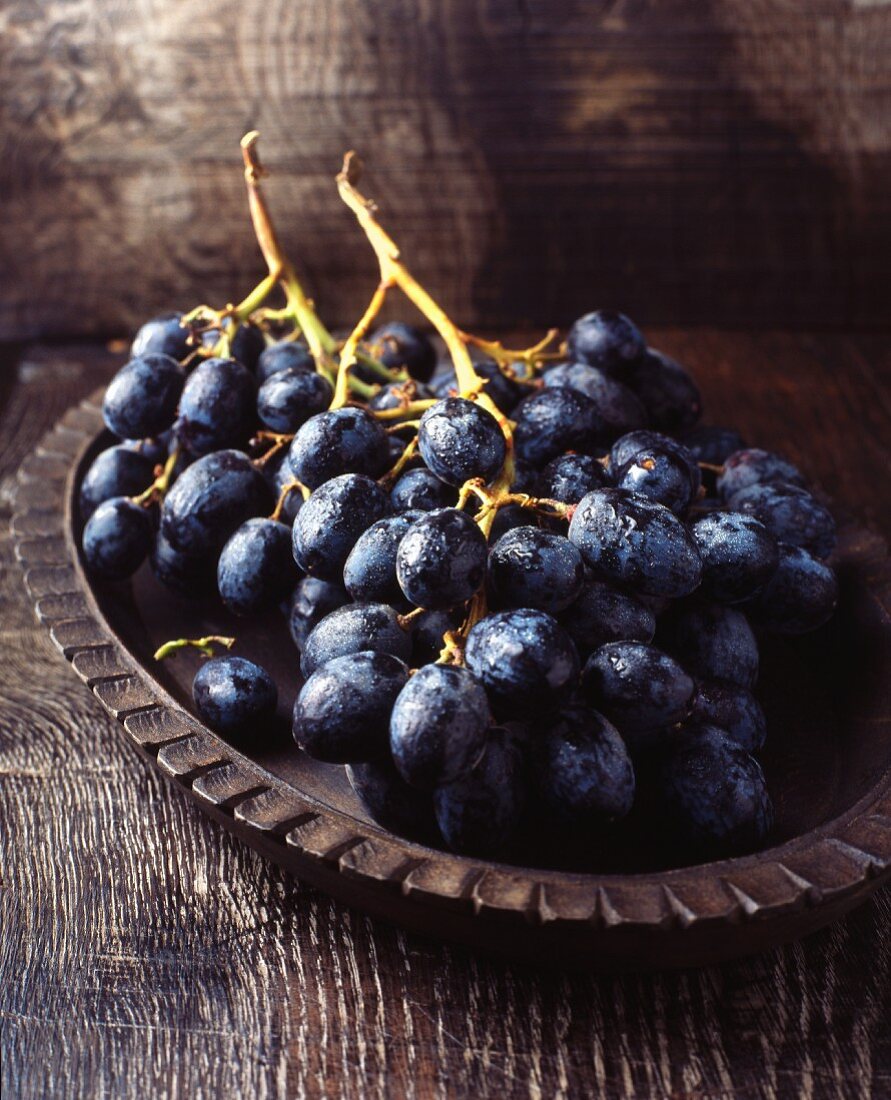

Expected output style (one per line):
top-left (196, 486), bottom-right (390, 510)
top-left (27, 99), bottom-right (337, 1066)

top-left (80, 135), bottom-right (838, 864)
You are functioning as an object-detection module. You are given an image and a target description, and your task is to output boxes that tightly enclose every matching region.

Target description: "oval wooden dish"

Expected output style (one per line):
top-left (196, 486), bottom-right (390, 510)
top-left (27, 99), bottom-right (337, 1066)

top-left (12, 392), bottom-right (891, 970)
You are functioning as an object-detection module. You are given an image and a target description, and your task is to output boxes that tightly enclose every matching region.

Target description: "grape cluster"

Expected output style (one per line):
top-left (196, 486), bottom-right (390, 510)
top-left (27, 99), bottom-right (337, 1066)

top-left (79, 136), bottom-right (840, 868)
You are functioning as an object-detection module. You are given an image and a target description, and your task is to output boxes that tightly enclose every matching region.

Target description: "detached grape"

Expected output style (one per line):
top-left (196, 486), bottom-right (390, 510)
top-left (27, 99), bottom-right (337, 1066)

top-left (192, 656), bottom-right (277, 736)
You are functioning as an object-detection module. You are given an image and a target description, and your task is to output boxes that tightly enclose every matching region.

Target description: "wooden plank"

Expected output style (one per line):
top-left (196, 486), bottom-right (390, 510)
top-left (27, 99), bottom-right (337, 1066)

top-left (0, 337), bottom-right (889, 1098)
top-left (1, 2), bottom-right (890, 341)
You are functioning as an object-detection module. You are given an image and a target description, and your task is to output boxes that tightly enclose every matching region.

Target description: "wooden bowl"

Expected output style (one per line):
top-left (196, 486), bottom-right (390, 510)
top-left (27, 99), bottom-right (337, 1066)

top-left (12, 392), bottom-right (891, 969)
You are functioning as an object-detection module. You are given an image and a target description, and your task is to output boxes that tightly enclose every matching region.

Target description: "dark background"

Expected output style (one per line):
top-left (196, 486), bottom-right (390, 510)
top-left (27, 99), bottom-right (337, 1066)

top-left (1, 0), bottom-right (890, 342)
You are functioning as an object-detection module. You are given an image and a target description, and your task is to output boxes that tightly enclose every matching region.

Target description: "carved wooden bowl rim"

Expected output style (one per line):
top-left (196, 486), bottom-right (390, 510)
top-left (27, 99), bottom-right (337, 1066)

top-left (12, 392), bottom-right (891, 950)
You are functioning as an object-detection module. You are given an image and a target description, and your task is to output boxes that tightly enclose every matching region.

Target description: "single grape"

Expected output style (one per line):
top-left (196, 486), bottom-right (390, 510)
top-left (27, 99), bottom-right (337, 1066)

top-left (679, 425), bottom-right (745, 467)
top-left (690, 511), bottom-right (779, 604)
top-left (689, 680), bottom-right (767, 754)
top-left (343, 512), bottom-right (423, 607)
top-left (568, 488), bottom-right (702, 598)
top-left (300, 602), bottom-right (411, 677)
top-left (566, 310), bottom-right (645, 375)
top-left (409, 608), bottom-right (460, 665)
top-left (434, 728), bottom-right (526, 856)
top-left (662, 602), bottom-right (759, 688)
top-left (624, 348), bottom-right (702, 433)
top-left (389, 467), bottom-right (456, 512)
top-left (535, 453), bottom-right (608, 506)
top-left (717, 448), bottom-right (805, 503)
top-left (347, 759), bottom-right (437, 839)
top-left (124, 433), bottom-right (172, 467)
top-left (537, 699), bottom-right (635, 827)
top-left (543, 362), bottom-right (646, 439)
top-left (82, 497), bottom-right (153, 580)
top-left (130, 311), bottom-right (191, 361)
top-left (732, 482), bottom-right (836, 560)
top-left (161, 450), bottom-right (273, 556)
top-left (217, 518), bottom-right (297, 616)
top-left (291, 473), bottom-right (390, 580)
top-left (396, 508), bottom-right (488, 609)
top-left (417, 398), bottom-right (506, 486)
top-left (389, 664), bottom-right (491, 789)
top-left (369, 321), bottom-right (437, 382)
top-left (512, 387), bottom-right (604, 467)
top-left (150, 530), bottom-right (216, 597)
top-left (80, 444), bottom-right (156, 520)
top-left (559, 580), bottom-right (656, 655)
top-left (748, 544), bottom-right (838, 635)
top-left (103, 354), bottom-right (185, 440)
top-left (613, 445), bottom-right (698, 515)
top-left (488, 526), bottom-right (585, 613)
top-left (287, 407), bottom-right (390, 489)
top-left (582, 641), bottom-right (694, 739)
top-left (293, 651), bottom-right (409, 763)
top-left (465, 608), bottom-right (579, 716)
top-left (257, 367), bottom-right (333, 434)
top-left (657, 725), bottom-right (773, 855)
top-left (368, 379), bottom-right (434, 414)
top-left (256, 341), bottom-right (314, 383)
top-left (174, 357), bottom-right (257, 455)
top-left (192, 656), bottom-right (277, 735)
top-left (608, 430), bottom-right (701, 492)
top-left (287, 576), bottom-right (349, 651)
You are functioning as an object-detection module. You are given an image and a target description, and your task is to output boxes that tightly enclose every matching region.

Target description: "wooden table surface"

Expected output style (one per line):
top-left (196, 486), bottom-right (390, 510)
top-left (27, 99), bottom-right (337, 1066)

top-left (1, 332), bottom-right (890, 1099)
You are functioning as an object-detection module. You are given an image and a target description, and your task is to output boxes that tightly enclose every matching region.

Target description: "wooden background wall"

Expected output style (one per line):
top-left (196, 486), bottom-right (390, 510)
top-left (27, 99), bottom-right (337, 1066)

top-left (1, 0), bottom-right (890, 341)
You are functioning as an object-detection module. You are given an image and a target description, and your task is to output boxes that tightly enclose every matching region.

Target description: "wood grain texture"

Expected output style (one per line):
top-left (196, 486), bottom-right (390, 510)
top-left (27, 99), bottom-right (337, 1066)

top-left (1, 1), bottom-right (891, 341)
top-left (2, 335), bottom-right (890, 1098)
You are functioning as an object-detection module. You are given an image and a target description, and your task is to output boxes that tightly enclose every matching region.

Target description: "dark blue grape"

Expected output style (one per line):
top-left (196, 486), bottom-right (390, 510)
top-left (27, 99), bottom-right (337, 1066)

top-left (343, 512), bottom-right (423, 607)
top-left (657, 725), bottom-right (773, 855)
top-left (608, 430), bottom-right (701, 492)
top-left (690, 511), bottom-right (779, 604)
top-left (389, 467), bottom-right (455, 512)
top-left (82, 497), bottom-right (153, 580)
top-left (679, 425), bottom-right (745, 467)
top-left (150, 530), bottom-right (215, 597)
top-left (80, 444), bottom-right (155, 520)
top-left (717, 448), bottom-right (805, 503)
top-left (291, 473), bottom-right (390, 580)
top-left (368, 379), bottom-right (434, 414)
top-left (347, 759), bottom-right (437, 839)
top-left (174, 357), bottom-right (256, 455)
top-left (161, 449), bottom-right (272, 556)
top-left (465, 608), bottom-right (579, 716)
top-left (409, 608), bottom-right (460, 665)
top-left (217, 518), bottom-right (296, 616)
top-left (748, 544), bottom-right (838, 635)
top-left (287, 407), bottom-right (390, 489)
top-left (689, 680), bottom-right (767, 754)
top-left (417, 398), bottom-right (506, 487)
top-left (389, 664), bottom-right (491, 789)
top-left (370, 322), bottom-right (437, 382)
top-left (287, 576), bottom-right (349, 651)
top-left (512, 387), bottom-right (605, 467)
top-left (125, 433), bottom-right (171, 466)
top-left (293, 651), bottom-right (409, 763)
top-left (488, 526), bottom-right (584, 613)
top-left (537, 699), bottom-right (635, 827)
top-left (614, 446), bottom-right (698, 515)
top-left (568, 488), bottom-right (702, 598)
top-left (490, 505), bottom-right (534, 544)
top-left (582, 641), bottom-right (694, 739)
top-left (624, 348), bottom-right (702, 433)
top-left (544, 362), bottom-right (646, 439)
top-left (566, 310), bottom-right (645, 375)
top-left (396, 508), bottom-right (487, 609)
top-left (130, 312), bottom-right (191, 361)
top-left (257, 367), bottom-right (333, 433)
top-left (434, 728), bottom-right (526, 856)
top-left (192, 656), bottom-right (277, 736)
top-left (559, 580), bottom-right (656, 655)
top-left (662, 602), bottom-right (759, 688)
top-left (103, 354), bottom-right (185, 440)
top-left (300, 602), bottom-right (411, 677)
top-left (256, 341), bottom-right (314, 383)
top-left (535, 453), bottom-right (607, 506)
top-left (732, 482), bottom-right (836, 560)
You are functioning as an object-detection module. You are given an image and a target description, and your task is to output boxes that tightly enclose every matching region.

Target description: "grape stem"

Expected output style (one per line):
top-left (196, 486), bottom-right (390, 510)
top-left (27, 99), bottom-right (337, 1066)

top-left (131, 448), bottom-right (181, 508)
top-left (154, 635), bottom-right (236, 661)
